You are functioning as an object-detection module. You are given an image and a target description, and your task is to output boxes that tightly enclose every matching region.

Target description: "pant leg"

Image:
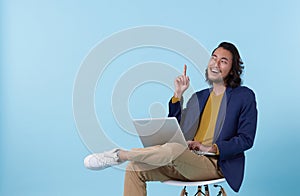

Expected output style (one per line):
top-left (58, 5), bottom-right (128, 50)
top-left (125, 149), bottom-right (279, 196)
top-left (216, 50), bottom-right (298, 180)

top-left (123, 143), bottom-right (223, 195)
top-left (125, 143), bottom-right (222, 179)
top-left (126, 143), bottom-right (187, 171)
top-left (123, 162), bottom-right (189, 196)
top-left (172, 149), bottom-right (223, 181)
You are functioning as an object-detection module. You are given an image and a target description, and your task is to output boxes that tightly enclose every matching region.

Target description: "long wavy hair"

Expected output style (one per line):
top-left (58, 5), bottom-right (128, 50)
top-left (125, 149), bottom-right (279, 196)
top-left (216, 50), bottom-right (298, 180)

top-left (206, 42), bottom-right (244, 88)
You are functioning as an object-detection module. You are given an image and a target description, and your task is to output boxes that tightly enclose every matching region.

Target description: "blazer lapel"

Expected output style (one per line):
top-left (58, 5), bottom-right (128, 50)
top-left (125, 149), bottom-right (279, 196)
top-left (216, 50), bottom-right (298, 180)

top-left (198, 89), bottom-right (211, 113)
top-left (225, 87), bottom-right (233, 104)
top-left (213, 87), bottom-right (233, 143)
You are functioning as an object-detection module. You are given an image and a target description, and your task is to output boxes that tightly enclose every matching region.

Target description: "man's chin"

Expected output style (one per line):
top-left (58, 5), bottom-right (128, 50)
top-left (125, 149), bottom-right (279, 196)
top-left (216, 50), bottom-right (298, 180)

top-left (207, 77), bottom-right (224, 84)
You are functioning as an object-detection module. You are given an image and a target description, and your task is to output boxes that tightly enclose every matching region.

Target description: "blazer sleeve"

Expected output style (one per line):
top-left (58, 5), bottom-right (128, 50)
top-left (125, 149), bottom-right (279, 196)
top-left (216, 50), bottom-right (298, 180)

top-left (168, 97), bottom-right (182, 123)
top-left (216, 88), bottom-right (258, 160)
top-left (168, 93), bottom-right (203, 140)
top-left (168, 93), bottom-right (200, 123)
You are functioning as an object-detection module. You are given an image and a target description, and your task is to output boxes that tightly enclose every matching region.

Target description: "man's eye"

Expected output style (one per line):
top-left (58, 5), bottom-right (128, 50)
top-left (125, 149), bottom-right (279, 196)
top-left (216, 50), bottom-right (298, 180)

top-left (221, 60), bottom-right (228, 64)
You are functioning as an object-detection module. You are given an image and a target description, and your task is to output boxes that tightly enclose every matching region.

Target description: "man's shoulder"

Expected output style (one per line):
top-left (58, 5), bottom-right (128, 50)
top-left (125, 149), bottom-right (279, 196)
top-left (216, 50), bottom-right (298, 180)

top-left (193, 86), bottom-right (256, 98)
top-left (195, 86), bottom-right (255, 94)
top-left (193, 88), bottom-right (210, 99)
top-left (232, 86), bottom-right (255, 94)
top-left (195, 88), bottom-right (210, 95)
top-left (231, 86), bottom-right (256, 100)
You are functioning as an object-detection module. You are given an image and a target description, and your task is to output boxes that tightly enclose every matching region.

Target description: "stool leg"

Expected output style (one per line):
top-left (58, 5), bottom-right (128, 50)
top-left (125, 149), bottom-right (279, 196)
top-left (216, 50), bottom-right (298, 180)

top-left (204, 185), bottom-right (210, 196)
top-left (196, 186), bottom-right (202, 196)
top-left (220, 187), bottom-right (227, 196)
top-left (180, 186), bottom-right (188, 196)
top-left (213, 184), bottom-right (227, 196)
top-left (194, 186), bottom-right (205, 196)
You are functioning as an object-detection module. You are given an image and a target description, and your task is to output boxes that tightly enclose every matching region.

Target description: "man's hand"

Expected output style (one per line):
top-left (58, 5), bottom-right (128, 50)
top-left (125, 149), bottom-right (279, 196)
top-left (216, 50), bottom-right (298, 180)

top-left (174, 64), bottom-right (190, 99)
top-left (187, 140), bottom-right (202, 151)
top-left (187, 140), bottom-right (217, 153)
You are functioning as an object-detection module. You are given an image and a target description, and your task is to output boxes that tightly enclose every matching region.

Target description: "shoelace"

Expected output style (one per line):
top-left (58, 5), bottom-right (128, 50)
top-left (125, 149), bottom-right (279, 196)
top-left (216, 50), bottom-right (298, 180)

top-left (98, 156), bottom-right (117, 167)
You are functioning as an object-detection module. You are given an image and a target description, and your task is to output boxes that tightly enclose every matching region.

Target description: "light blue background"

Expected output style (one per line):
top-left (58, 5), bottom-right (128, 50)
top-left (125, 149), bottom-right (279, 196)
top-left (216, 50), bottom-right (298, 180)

top-left (1, 0), bottom-right (300, 195)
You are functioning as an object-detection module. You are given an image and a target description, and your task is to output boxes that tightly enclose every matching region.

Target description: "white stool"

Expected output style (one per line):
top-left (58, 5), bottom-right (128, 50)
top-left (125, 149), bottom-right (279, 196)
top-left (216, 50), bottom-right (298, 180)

top-left (163, 178), bottom-right (226, 196)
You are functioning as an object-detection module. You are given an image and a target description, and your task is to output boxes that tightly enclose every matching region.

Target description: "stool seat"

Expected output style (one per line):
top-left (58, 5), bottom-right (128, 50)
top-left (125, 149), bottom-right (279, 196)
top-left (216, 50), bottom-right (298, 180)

top-left (162, 178), bottom-right (226, 186)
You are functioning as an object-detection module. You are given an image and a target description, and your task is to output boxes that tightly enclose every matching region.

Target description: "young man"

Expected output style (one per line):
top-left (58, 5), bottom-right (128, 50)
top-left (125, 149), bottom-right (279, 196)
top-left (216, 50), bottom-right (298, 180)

top-left (84, 42), bottom-right (258, 195)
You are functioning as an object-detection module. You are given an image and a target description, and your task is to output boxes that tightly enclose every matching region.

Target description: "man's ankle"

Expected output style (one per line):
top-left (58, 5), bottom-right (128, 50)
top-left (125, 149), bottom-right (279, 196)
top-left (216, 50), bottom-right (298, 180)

top-left (118, 150), bottom-right (128, 162)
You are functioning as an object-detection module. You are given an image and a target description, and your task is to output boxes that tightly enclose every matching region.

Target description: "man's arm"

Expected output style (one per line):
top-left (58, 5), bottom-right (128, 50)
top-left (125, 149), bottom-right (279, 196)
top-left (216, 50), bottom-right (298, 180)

top-left (216, 88), bottom-right (258, 160)
top-left (168, 98), bottom-right (182, 122)
top-left (168, 64), bottom-right (190, 123)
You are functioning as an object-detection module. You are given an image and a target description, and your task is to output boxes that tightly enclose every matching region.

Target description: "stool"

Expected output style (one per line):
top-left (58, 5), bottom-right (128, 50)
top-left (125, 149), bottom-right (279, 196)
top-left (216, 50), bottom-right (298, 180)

top-left (163, 178), bottom-right (226, 196)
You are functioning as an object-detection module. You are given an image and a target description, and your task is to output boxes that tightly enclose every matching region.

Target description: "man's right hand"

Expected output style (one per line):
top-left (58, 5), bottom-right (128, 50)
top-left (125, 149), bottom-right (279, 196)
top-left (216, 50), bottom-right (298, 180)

top-left (187, 140), bottom-right (201, 151)
top-left (174, 64), bottom-right (190, 99)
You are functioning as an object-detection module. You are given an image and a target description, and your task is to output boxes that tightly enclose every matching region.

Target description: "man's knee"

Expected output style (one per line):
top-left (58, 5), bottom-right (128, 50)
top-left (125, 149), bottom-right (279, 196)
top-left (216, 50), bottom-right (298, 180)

top-left (161, 142), bottom-right (187, 157)
top-left (126, 161), bottom-right (158, 172)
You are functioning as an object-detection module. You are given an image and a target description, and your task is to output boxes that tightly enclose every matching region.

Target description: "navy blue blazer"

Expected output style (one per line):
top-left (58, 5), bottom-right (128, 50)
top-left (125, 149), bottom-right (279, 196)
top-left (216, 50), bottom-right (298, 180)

top-left (168, 86), bottom-right (258, 192)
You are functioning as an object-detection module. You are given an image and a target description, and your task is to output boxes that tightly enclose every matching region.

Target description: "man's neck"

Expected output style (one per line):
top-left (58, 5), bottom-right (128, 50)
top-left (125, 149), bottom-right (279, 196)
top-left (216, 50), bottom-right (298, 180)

top-left (212, 83), bottom-right (226, 96)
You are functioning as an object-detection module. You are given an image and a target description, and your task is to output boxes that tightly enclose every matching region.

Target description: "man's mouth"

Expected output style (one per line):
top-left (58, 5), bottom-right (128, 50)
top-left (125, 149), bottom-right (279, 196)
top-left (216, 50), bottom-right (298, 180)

top-left (210, 67), bottom-right (221, 74)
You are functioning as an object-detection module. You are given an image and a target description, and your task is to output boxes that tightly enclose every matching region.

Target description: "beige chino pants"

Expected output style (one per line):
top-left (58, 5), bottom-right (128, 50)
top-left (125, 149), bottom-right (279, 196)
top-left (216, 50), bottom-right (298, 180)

top-left (123, 143), bottom-right (223, 196)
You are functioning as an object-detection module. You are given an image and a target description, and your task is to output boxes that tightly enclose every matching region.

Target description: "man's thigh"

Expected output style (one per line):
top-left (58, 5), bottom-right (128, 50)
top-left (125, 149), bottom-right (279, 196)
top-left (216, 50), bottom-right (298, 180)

top-left (172, 150), bottom-right (223, 181)
top-left (126, 161), bottom-right (189, 182)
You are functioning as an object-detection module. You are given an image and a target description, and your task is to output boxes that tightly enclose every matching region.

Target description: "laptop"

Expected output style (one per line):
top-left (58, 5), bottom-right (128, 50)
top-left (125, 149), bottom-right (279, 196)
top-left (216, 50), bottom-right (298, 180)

top-left (133, 117), bottom-right (216, 156)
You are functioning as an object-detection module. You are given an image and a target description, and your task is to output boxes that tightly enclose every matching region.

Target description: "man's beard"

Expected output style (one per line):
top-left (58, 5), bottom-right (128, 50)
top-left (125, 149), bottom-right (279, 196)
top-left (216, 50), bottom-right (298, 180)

top-left (207, 75), bottom-right (225, 85)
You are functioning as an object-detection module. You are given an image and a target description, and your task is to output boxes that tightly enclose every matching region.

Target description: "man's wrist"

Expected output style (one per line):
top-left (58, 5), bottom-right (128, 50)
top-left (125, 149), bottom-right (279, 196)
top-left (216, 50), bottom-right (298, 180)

top-left (174, 92), bottom-right (182, 99)
top-left (201, 145), bottom-right (217, 153)
top-left (209, 145), bottom-right (216, 153)
top-left (199, 144), bottom-right (209, 152)
top-left (171, 96), bottom-right (181, 104)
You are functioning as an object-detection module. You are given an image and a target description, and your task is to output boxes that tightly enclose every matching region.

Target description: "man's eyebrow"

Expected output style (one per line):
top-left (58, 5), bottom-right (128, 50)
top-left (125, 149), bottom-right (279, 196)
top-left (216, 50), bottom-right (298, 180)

top-left (220, 57), bottom-right (229, 61)
top-left (212, 54), bottom-right (229, 61)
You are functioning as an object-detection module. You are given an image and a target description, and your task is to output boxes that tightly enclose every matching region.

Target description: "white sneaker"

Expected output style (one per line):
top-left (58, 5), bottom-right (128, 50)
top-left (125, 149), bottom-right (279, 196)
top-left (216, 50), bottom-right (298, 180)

top-left (84, 148), bottom-right (122, 170)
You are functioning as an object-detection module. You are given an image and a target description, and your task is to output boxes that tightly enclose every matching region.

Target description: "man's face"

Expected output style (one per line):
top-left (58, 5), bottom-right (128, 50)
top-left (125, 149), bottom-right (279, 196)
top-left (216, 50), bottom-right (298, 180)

top-left (207, 47), bottom-right (233, 84)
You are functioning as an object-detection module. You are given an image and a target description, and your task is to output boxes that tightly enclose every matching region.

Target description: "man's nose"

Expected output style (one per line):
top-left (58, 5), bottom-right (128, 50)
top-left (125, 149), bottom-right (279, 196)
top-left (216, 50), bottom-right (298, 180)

top-left (214, 59), bottom-right (221, 67)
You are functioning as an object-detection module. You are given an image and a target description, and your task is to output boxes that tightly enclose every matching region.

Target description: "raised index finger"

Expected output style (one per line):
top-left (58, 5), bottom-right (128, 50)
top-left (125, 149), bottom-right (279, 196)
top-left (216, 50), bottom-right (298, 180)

top-left (183, 64), bottom-right (187, 76)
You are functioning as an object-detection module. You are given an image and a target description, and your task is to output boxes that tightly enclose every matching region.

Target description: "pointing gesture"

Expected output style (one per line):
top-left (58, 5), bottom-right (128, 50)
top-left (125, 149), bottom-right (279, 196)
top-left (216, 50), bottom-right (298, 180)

top-left (183, 64), bottom-right (187, 76)
top-left (174, 64), bottom-right (190, 99)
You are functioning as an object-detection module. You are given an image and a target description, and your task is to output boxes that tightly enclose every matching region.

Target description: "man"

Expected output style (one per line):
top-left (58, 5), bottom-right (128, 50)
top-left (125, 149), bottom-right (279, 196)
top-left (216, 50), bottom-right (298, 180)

top-left (84, 42), bottom-right (258, 195)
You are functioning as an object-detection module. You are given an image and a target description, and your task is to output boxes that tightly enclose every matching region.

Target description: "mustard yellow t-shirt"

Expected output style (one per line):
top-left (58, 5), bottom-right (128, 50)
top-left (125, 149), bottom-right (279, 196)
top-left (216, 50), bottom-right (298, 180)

top-left (194, 91), bottom-right (224, 146)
